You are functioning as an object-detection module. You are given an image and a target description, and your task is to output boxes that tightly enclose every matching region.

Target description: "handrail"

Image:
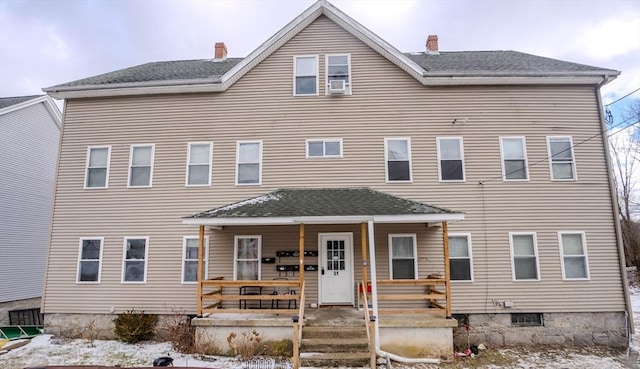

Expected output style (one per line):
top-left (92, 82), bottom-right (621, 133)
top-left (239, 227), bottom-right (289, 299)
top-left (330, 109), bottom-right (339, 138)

top-left (359, 281), bottom-right (376, 369)
top-left (374, 278), bottom-right (447, 316)
top-left (199, 277), bottom-right (300, 314)
top-left (293, 280), bottom-right (306, 369)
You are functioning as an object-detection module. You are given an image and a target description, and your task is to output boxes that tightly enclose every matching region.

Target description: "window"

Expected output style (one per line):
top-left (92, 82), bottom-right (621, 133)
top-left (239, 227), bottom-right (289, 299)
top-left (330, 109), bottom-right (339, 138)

top-left (385, 138), bottom-right (412, 182)
top-left (511, 313), bottom-right (543, 327)
top-left (85, 146), bottom-right (111, 188)
top-left (449, 234), bottom-right (473, 281)
top-left (236, 141), bottom-right (262, 185)
top-left (128, 144), bottom-right (154, 187)
top-left (500, 137), bottom-right (528, 180)
top-left (558, 232), bottom-right (589, 280)
top-left (437, 137), bottom-right (465, 181)
top-left (122, 237), bottom-right (149, 283)
top-left (306, 139), bottom-right (342, 158)
top-left (547, 137), bottom-right (576, 180)
top-left (77, 237), bottom-right (103, 283)
top-left (294, 56), bottom-right (318, 95)
top-left (389, 234), bottom-right (417, 279)
top-left (509, 233), bottom-right (540, 281)
top-left (186, 142), bottom-right (212, 186)
top-left (326, 54), bottom-right (351, 94)
top-left (182, 236), bottom-right (209, 283)
top-left (234, 236), bottom-right (261, 280)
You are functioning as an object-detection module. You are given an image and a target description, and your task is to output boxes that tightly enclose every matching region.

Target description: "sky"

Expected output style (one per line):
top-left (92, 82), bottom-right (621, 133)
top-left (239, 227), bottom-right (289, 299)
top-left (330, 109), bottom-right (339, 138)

top-left (1, 0), bottom-right (639, 120)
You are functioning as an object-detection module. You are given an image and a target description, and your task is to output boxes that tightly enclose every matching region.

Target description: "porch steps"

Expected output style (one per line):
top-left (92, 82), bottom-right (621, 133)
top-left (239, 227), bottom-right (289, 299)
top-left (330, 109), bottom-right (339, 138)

top-left (299, 324), bottom-right (371, 367)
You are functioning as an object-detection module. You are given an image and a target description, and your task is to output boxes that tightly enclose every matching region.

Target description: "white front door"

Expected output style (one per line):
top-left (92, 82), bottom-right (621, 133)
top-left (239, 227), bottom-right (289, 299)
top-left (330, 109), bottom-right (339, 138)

top-left (318, 233), bottom-right (354, 305)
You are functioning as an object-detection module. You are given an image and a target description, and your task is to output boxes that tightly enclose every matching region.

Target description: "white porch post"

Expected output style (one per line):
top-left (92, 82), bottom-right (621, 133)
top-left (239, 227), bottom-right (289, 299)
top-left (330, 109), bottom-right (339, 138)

top-left (367, 221), bottom-right (378, 314)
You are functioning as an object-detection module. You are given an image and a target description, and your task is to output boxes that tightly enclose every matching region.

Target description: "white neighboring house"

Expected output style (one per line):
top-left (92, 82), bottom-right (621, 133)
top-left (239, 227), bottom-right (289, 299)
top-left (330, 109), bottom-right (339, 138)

top-left (0, 95), bottom-right (62, 325)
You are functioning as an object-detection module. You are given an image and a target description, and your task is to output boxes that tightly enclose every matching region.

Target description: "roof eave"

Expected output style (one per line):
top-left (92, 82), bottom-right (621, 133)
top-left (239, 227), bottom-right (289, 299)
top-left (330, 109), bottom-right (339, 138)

top-left (181, 213), bottom-right (465, 226)
top-left (420, 74), bottom-right (617, 86)
top-left (0, 95), bottom-right (62, 125)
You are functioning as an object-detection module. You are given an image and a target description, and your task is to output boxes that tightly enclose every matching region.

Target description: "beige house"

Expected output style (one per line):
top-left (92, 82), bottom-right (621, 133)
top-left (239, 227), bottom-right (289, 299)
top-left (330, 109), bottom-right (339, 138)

top-left (42, 0), bottom-right (631, 365)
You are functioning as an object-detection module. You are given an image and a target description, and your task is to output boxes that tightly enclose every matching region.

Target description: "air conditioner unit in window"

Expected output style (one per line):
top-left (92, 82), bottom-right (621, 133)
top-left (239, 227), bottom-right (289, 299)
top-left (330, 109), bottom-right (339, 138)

top-left (328, 79), bottom-right (346, 94)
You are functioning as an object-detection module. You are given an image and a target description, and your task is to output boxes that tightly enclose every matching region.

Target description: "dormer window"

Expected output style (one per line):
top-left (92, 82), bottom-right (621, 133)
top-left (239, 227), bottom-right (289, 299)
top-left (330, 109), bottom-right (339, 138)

top-left (326, 54), bottom-right (351, 95)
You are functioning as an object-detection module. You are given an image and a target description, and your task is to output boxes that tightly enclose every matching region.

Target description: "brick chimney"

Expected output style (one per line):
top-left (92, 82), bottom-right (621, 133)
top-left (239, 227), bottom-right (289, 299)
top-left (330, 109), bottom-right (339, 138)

top-left (426, 35), bottom-right (439, 55)
top-left (214, 42), bottom-right (227, 60)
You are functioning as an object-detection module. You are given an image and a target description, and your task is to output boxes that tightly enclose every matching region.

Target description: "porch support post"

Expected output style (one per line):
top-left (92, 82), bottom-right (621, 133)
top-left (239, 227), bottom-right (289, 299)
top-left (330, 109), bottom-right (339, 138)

top-left (442, 221), bottom-right (451, 318)
top-left (361, 222), bottom-right (368, 289)
top-left (299, 223), bottom-right (305, 286)
top-left (197, 225), bottom-right (205, 316)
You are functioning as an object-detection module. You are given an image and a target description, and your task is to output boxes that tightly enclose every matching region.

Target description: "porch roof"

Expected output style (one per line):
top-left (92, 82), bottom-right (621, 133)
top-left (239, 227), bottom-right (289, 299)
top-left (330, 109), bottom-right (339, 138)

top-left (182, 188), bottom-right (464, 226)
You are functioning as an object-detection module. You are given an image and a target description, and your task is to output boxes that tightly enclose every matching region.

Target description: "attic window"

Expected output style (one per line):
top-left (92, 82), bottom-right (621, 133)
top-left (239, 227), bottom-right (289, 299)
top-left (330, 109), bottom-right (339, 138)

top-left (294, 56), bottom-right (318, 96)
top-left (326, 54), bottom-right (351, 94)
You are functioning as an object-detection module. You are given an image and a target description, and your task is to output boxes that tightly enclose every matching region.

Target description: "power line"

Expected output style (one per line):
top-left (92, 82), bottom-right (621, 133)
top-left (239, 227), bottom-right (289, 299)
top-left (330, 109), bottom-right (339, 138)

top-left (605, 87), bottom-right (640, 107)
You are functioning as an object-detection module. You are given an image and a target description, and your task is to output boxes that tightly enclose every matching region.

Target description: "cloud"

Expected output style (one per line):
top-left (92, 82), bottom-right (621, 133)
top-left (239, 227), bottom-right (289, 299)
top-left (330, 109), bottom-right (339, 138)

top-left (572, 16), bottom-right (640, 63)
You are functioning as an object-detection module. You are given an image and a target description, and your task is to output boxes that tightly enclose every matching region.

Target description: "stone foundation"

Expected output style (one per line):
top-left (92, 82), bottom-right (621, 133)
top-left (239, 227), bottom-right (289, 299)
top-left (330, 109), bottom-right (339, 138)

top-left (453, 312), bottom-right (628, 348)
top-left (0, 297), bottom-right (42, 325)
top-left (44, 313), bottom-right (178, 340)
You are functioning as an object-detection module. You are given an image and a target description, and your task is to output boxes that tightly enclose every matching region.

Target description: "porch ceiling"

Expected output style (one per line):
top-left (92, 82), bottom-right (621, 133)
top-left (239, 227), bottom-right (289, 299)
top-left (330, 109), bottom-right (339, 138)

top-left (182, 188), bottom-right (464, 226)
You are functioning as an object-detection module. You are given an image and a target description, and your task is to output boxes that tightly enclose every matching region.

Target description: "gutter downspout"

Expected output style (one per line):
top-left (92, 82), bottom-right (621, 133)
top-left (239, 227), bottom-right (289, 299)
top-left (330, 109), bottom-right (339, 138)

top-left (367, 220), bottom-right (441, 364)
top-left (595, 83), bottom-right (635, 336)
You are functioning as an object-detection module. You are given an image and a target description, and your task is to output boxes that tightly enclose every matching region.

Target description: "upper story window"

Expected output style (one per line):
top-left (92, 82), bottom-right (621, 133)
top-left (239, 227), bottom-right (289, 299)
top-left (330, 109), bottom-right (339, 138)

top-left (235, 236), bottom-right (261, 280)
top-left (182, 236), bottom-right (209, 283)
top-left (500, 137), bottom-right (528, 181)
top-left (385, 138), bottom-right (412, 182)
top-left (437, 137), bottom-right (465, 182)
top-left (389, 234), bottom-right (417, 279)
top-left (122, 237), bottom-right (149, 283)
top-left (326, 54), bottom-right (351, 94)
top-left (236, 141), bottom-right (262, 185)
top-left (294, 56), bottom-right (318, 96)
top-left (449, 234), bottom-right (473, 281)
top-left (85, 146), bottom-right (111, 189)
top-left (558, 232), bottom-right (589, 280)
top-left (186, 142), bottom-right (212, 186)
top-left (77, 237), bottom-right (103, 283)
top-left (128, 144), bottom-right (154, 188)
top-left (307, 139), bottom-right (342, 158)
top-left (509, 232), bottom-right (540, 281)
top-left (547, 136), bottom-right (576, 180)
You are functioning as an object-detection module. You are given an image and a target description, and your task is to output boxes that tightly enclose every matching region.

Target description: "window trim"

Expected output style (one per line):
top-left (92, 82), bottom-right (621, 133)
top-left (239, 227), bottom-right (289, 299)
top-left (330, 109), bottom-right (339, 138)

top-left (84, 145), bottom-right (111, 189)
top-left (448, 233), bottom-right (474, 282)
top-left (127, 144), bottom-right (155, 188)
top-left (436, 137), bottom-right (466, 182)
top-left (185, 142), bottom-right (213, 187)
top-left (558, 231), bottom-right (590, 281)
top-left (181, 236), bottom-right (209, 284)
top-left (384, 137), bottom-right (413, 183)
top-left (293, 55), bottom-right (319, 96)
top-left (388, 234), bottom-right (418, 280)
top-left (236, 140), bottom-right (263, 186)
top-left (121, 236), bottom-right (150, 284)
top-left (509, 232), bottom-right (540, 281)
top-left (76, 237), bottom-right (104, 284)
top-left (499, 136), bottom-right (529, 182)
top-left (325, 54), bottom-right (352, 95)
top-left (305, 138), bottom-right (343, 158)
top-left (546, 136), bottom-right (577, 181)
top-left (233, 235), bottom-right (262, 281)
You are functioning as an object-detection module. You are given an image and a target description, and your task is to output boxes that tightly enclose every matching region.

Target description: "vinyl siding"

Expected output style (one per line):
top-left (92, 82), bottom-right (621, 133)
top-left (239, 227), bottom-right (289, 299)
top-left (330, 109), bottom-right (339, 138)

top-left (44, 16), bottom-right (625, 315)
top-left (0, 102), bottom-right (60, 303)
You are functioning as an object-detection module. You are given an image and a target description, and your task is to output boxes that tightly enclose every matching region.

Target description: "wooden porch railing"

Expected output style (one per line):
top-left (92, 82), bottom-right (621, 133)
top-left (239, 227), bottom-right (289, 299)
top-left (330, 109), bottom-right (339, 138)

top-left (374, 278), bottom-right (449, 316)
top-left (292, 280), bottom-right (305, 369)
top-left (358, 281), bottom-right (377, 369)
top-left (199, 277), bottom-right (300, 315)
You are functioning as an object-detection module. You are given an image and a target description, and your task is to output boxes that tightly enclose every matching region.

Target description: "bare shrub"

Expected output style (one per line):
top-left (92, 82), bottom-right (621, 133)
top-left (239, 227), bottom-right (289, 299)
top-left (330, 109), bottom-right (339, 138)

top-left (226, 330), bottom-right (269, 359)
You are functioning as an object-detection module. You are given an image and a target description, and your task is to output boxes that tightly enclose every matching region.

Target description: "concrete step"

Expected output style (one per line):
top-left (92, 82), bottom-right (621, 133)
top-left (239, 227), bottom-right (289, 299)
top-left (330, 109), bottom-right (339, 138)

top-left (305, 318), bottom-right (366, 327)
top-left (302, 325), bottom-right (367, 339)
top-left (299, 351), bottom-right (371, 367)
top-left (301, 337), bottom-right (369, 352)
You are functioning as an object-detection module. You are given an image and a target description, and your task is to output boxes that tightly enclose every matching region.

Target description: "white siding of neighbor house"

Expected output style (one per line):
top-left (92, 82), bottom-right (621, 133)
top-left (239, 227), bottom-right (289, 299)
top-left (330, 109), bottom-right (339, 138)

top-left (42, 16), bottom-right (625, 316)
top-left (0, 101), bottom-right (61, 303)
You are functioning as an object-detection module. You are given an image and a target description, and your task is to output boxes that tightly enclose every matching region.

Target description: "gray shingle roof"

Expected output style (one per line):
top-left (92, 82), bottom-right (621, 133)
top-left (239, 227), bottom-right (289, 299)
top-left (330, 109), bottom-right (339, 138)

top-left (405, 51), bottom-right (617, 76)
top-left (0, 95), bottom-right (44, 110)
top-left (186, 188), bottom-right (460, 219)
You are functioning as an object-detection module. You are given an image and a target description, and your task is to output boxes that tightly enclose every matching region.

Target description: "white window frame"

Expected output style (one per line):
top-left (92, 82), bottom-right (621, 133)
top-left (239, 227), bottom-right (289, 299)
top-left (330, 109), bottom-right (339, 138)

top-left (182, 236), bottom-right (209, 284)
top-left (306, 138), bottom-right (343, 158)
top-left (384, 138), bottom-right (413, 183)
top-left (185, 142), bottom-right (212, 187)
top-left (121, 236), bottom-right (149, 284)
top-left (558, 231), bottom-right (590, 281)
top-left (448, 233), bottom-right (474, 282)
top-left (500, 137), bottom-right (529, 181)
top-left (293, 55), bottom-right (319, 96)
top-left (76, 237), bottom-right (104, 284)
top-left (84, 145), bottom-right (111, 189)
top-left (437, 137), bottom-right (466, 182)
top-left (325, 54), bottom-right (352, 95)
top-left (509, 232), bottom-right (540, 281)
top-left (547, 136), bottom-right (577, 181)
top-left (388, 234), bottom-right (418, 280)
top-left (233, 235), bottom-right (262, 281)
top-left (236, 140), bottom-right (263, 186)
top-left (127, 144), bottom-right (155, 188)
